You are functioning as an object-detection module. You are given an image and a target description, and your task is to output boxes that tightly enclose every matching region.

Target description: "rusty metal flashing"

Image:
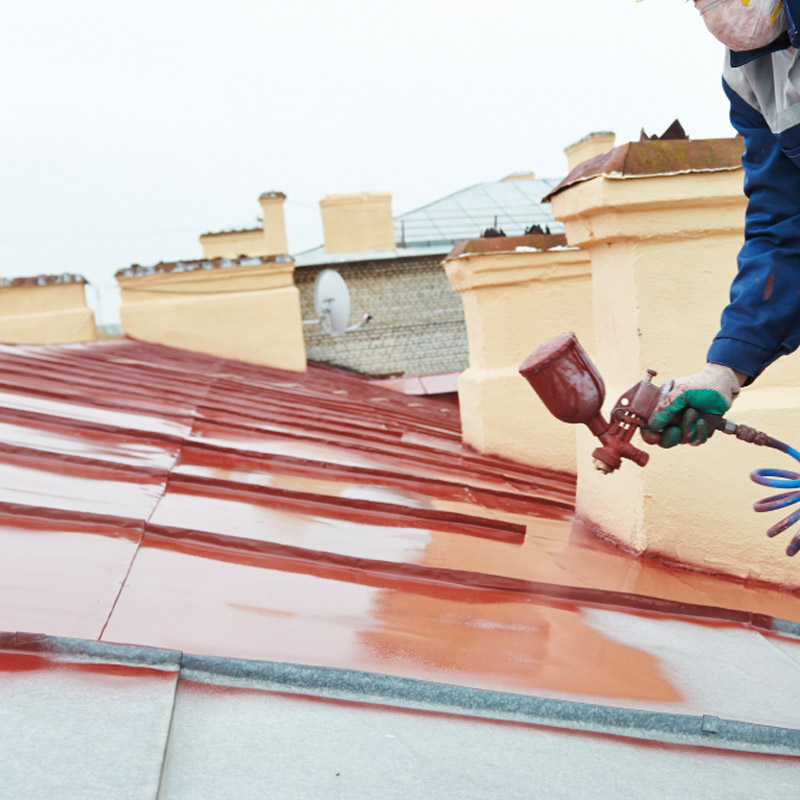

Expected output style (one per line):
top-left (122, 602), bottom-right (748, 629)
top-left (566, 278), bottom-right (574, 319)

top-left (445, 233), bottom-right (569, 261)
top-left (115, 254), bottom-right (292, 279)
top-left (544, 138), bottom-right (745, 202)
top-left (0, 273), bottom-right (88, 288)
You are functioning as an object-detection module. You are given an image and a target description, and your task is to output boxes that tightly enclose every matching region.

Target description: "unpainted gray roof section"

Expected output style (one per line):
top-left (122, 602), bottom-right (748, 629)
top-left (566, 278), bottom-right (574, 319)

top-left (5, 633), bottom-right (800, 800)
top-left (394, 177), bottom-right (564, 247)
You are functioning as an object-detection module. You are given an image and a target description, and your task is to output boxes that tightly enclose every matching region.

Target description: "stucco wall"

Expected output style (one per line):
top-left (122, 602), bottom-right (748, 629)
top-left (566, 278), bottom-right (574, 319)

top-left (117, 260), bottom-right (306, 371)
top-left (444, 240), bottom-right (593, 471)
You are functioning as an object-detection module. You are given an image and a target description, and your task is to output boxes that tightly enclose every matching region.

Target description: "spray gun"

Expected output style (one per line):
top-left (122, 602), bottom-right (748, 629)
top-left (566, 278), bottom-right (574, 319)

top-left (519, 333), bottom-right (800, 555)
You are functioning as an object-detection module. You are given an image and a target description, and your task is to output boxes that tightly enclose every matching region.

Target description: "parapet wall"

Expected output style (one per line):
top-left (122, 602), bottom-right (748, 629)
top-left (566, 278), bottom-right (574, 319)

top-left (116, 257), bottom-right (306, 371)
top-left (0, 275), bottom-right (97, 344)
top-left (443, 234), bottom-right (594, 472)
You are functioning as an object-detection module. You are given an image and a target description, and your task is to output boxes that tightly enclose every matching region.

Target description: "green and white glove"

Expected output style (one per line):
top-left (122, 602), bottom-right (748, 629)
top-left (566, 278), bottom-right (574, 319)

top-left (642, 363), bottom-right (742, 448)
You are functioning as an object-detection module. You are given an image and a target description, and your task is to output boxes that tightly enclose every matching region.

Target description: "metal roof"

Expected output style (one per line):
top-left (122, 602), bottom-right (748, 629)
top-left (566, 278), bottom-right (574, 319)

top-left (2, 339), bottom-right (800, 795)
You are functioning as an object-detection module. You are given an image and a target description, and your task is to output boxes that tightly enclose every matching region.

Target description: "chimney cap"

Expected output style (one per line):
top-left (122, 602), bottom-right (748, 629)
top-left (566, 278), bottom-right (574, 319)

top-left (259, 191), bottom-right (286, 200)
top-left (319, 191), bottom-right (392, 207)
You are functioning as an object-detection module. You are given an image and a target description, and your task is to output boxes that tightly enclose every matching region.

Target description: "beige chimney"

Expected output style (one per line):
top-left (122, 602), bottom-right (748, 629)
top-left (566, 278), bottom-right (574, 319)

top-left (200, 192), bottom-right (289, 259)
top-left (564, 132), bottom-right (616, 172)
top-left (319, 192), bottom-right (395, 254)
top-left (258, 191), bottom-right (289, 255)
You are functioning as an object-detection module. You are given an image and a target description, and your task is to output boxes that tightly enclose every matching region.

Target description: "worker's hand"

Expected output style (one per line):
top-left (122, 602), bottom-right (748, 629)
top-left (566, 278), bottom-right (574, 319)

top-left (641, 363), bottom-right (743, 448)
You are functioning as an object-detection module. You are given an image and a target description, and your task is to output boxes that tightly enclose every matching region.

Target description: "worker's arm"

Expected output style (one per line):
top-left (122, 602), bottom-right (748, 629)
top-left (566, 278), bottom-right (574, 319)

top-left (644, 76), bottom-right (800, 449)
top-left (707, 78), bottom-right (800, 380)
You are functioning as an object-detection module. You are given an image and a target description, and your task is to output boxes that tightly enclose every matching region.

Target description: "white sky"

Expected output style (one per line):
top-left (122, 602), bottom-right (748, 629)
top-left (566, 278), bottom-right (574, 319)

top-left (0, 0), bottom-right (731, 292)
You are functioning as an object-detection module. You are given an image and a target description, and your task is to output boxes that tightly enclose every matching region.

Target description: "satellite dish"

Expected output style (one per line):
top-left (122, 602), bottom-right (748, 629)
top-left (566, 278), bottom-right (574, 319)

top-left (306, 269), bottom-right (372, 336)
top-left (310, 268), bottom-right (372, 337)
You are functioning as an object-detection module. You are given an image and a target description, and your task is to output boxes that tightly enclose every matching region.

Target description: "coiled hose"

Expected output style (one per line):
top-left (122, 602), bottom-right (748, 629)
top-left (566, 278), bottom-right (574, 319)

top-left (751, 444), bottom-right (800, 556)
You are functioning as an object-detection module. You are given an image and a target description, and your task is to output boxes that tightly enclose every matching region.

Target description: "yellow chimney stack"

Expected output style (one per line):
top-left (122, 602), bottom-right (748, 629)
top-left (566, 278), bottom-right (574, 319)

top-left (199, 192), bottom-right (289, 260)
top-left (258, 191), bottom-right (288, 256)
top-left (564, 132), bottom-right (616, 173)
top-left (319, 192), bottom-right (395, 254)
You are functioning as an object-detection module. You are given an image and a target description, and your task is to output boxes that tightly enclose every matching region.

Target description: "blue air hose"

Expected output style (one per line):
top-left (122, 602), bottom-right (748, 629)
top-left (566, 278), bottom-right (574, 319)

top-left (750, 444), bottom-right (800, 556)
top-left (701, 420), bottom-right (800, 556)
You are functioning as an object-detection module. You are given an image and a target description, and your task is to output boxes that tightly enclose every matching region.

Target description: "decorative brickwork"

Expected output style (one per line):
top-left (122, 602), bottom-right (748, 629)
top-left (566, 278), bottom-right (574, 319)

top-left (296, 256), bottom-right (468, 377)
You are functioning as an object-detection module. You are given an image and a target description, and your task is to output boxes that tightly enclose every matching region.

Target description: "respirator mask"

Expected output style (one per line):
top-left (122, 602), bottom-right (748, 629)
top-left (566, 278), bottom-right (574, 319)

top-left (695, 0), bottom-right (787, 51)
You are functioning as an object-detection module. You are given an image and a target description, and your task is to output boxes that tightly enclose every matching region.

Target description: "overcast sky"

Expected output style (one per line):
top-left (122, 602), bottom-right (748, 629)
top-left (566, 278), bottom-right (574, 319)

top-left (1, 0), bottom-right (731, 293)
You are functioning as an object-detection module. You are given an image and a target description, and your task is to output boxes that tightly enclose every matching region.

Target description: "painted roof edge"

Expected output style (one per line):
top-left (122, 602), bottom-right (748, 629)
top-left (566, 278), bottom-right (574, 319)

top-left (5, 630), bottom-right (800, 756)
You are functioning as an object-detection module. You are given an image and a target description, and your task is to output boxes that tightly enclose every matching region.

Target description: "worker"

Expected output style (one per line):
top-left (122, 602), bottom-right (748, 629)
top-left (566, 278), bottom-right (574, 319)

top-left (640, 0), bottom-right (800, 448)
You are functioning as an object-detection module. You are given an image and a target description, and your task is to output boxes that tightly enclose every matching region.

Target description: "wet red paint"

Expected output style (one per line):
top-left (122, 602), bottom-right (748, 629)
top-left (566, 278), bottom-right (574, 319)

top-left (2, 339), bottom-right (800, 711)
top-left (0, 508), bottom-right (143, 640)
top-left (104, 531), bottom-right (680, 702)
top-left (161, 474), bottom-right (527, 543)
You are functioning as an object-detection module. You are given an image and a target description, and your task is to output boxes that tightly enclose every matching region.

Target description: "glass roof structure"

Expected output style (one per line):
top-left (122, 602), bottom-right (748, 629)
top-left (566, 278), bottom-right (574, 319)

top-left (393, 177), bottom-right (564, 248)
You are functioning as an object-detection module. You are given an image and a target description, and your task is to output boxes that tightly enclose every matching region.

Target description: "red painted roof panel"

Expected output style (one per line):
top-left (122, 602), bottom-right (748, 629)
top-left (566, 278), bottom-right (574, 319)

top-left (3, 339), bottom-right (800, 764)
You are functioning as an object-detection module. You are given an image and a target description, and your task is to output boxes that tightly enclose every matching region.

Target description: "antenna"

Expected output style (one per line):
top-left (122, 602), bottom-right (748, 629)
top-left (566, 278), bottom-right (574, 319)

top-left (305, 268), bottom-right (372, 337)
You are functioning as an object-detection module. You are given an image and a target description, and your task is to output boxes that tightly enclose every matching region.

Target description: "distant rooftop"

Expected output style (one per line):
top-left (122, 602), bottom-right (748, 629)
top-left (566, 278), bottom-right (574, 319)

top-left (294, 175), bottom-right (564, 266)
top-left (393, 176), bottom-right (564, 248)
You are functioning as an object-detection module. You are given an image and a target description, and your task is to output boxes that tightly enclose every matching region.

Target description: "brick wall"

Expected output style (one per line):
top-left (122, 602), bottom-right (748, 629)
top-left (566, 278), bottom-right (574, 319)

top-left (295, 256), bottom-right (468, 377)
